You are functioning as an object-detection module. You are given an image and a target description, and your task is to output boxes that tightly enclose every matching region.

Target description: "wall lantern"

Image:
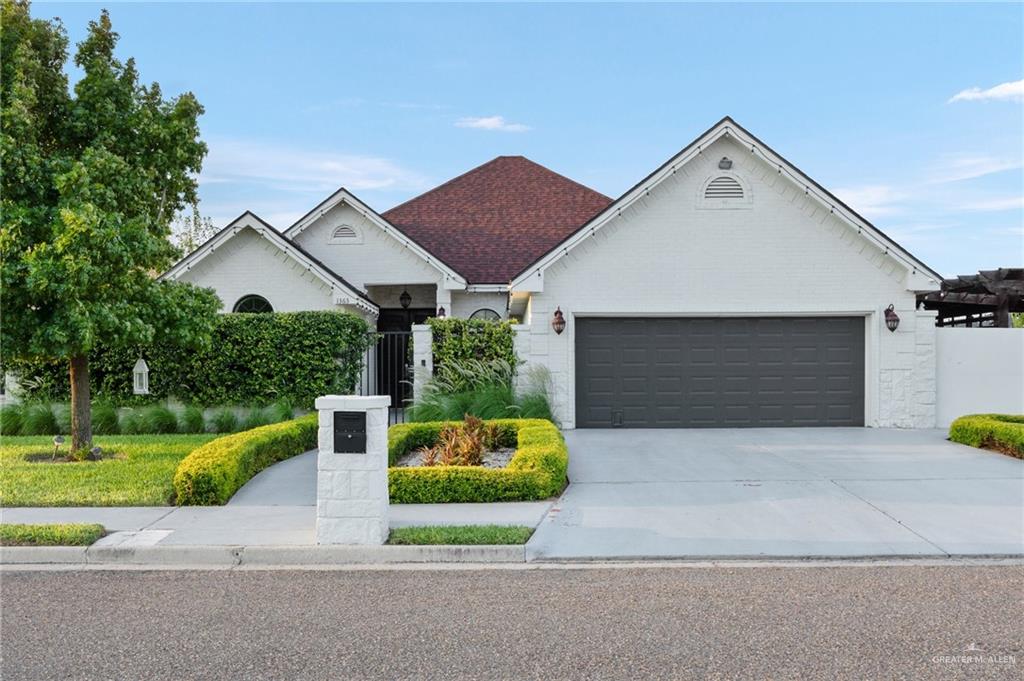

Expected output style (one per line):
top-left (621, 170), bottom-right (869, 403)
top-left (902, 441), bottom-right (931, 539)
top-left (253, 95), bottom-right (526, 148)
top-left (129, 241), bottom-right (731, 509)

top-left (436, 306), bottom-right (446, 318)
top-left (399, 289), bottom-right (412, 309)
top-left (552, 307), bottom-right (566, 335)
top-left (884, 304), bottom-right (900, 332)
top-left (133, 358), bottom-right (150, 395)
top-left (718, 157), bottom-right (733, 170)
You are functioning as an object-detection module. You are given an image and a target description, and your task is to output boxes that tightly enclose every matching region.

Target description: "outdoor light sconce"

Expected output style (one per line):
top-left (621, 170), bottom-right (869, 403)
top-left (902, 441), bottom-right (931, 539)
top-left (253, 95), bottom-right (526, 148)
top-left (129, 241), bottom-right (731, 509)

top-left (884, 304), bottom-right (900, 332)
top-left (436, 306), bottom-right (446, 318)
top-left (718, 157), bottom-right (733, 170)
top-left (552, 307), bottom-right (566, 335)
top-left (133, 358), bottom-right (149, 395)
top-left (399, 289), bottom-right (412, 309)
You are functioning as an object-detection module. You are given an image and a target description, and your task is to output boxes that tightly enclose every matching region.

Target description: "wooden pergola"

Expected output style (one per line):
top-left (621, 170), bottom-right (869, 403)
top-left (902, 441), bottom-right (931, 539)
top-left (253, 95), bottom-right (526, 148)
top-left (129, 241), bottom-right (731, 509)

top-left (916, 268), bottom-right (1023, 327)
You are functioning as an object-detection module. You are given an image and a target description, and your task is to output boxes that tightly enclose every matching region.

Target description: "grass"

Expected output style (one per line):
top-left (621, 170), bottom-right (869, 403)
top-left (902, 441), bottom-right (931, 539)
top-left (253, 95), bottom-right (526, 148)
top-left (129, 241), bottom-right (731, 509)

top-left (0, 523), bottom-right (106, 546)
top-left (386, 525), bottom-right (534, 545)
top-left (0, 434), bottom-right (217, 506)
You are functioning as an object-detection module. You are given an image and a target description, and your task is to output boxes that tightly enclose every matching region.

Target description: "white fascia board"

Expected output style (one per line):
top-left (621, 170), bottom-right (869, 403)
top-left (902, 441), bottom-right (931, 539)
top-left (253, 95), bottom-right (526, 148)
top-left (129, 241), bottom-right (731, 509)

top-left (466, 284), bottom-right (510, 293)
top-left (510, 118), bottom-right (942, 290)
top-left (285, 188), bottom-right (468, 289)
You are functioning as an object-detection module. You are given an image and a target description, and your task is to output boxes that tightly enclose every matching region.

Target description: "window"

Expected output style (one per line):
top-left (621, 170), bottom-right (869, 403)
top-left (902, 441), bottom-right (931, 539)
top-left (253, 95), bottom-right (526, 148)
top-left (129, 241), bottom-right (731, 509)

top-left (329, 224), bottom-right (362, 244)
top-left (233, 295), bottom-right (273, 313)
top-left (469, 308), bottom-right (501, 321)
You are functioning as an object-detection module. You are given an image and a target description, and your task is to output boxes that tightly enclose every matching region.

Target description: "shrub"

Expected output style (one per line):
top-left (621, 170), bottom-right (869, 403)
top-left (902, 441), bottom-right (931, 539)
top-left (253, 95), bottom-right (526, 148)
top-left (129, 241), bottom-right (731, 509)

top-left (408, 359), bottom-right (555, 423)
top-left (140, 405), bottom-right (179, 434)
top-left (21, 404), bottom-right (58, 435)
top-left (6, 311), bottom-right (375, 408)
top-left (173, 413), bottom-right (318, 504)
top-left (92, 402), bottom-right (120, 435)
top-left (427, 318), bottom-right (516, 382)
top-left (119, 409), bottom-right (145, 435)
top-left (268, 397), bottom-right (295, 423)
top-left (242, 408), bottom-right (271, 431)
top-left (179, 405), bottom-right (206, 434)
top-left (388, 418), bottom-right (567, 503)
top-left (54, 404), bottom-right (71, 434)
top-left (210, 408), bottom-right (239, 433)
top-left (949, 414), bottom-right (1024, 459)
top-left (0, 404), bottom-right (24, 435)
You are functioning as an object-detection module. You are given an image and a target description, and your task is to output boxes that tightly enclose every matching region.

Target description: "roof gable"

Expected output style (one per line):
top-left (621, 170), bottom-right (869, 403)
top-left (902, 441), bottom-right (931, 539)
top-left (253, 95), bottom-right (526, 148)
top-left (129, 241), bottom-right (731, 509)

top-left (382, 156), bottom-right (612, 284)
top-left (284, 187), bottom-right (467, 288)
top-left (511, 117), bottom-right (942, 290)
top-left (161, 211), bottom-right (378, 314)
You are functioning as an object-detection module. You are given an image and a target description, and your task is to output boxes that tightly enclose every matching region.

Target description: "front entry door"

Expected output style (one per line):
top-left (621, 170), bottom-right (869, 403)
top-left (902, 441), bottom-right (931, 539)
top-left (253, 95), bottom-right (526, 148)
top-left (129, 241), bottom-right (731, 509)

top-left (376, 308), bottom-right (432, 410)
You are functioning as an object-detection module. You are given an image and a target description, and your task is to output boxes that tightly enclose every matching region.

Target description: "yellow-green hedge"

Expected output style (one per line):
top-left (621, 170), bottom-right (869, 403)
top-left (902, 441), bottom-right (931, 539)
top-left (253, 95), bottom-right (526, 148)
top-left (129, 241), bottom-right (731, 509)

top-left (949, 414), bottom-right (1024, 459)
top-left (388, 418), bottom-right (567, 503)
top-left (173, 414), bottom-right (318, 504)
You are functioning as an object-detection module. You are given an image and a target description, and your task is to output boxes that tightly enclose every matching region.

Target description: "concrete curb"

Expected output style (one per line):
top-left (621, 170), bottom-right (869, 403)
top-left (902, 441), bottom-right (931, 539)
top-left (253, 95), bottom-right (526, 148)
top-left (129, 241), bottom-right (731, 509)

top-left (1, 543), bottom-right (525, 567)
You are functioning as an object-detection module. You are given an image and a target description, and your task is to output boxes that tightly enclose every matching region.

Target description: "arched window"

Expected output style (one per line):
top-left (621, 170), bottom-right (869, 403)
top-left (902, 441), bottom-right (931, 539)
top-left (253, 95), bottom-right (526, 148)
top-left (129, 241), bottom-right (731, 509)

top-left (469, 308), bottom-right (501, 322)
top-left (233, 295), bottom-right (273, 313)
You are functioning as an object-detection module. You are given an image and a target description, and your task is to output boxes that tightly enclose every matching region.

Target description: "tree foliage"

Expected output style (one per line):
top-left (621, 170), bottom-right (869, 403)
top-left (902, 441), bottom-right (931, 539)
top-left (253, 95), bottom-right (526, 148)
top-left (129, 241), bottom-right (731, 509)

top-left (0, 1), bottom-right (221, 448)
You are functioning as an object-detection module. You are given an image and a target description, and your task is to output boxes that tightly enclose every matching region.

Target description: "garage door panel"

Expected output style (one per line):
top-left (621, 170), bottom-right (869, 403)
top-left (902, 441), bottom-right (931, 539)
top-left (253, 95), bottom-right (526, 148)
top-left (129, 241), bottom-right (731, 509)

top-left (576, 317), bottom-right (865, 428)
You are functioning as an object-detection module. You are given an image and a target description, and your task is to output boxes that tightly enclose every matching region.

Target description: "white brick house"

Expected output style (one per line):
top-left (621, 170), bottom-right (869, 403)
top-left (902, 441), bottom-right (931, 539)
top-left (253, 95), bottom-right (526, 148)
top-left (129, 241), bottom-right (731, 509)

top-left (165, 117), bottom-right (943, 428)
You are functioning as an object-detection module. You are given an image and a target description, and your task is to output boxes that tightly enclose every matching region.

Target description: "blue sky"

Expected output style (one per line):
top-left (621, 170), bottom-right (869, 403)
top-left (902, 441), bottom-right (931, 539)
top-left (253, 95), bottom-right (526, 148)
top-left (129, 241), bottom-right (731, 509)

top-left (38, 2), bottom-right (1024, 277)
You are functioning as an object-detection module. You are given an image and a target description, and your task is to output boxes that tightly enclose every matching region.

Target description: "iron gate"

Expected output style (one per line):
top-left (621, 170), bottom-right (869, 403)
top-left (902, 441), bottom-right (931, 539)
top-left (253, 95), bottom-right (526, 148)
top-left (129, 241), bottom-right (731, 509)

top-left (356, 331), bottom-right (413, 423)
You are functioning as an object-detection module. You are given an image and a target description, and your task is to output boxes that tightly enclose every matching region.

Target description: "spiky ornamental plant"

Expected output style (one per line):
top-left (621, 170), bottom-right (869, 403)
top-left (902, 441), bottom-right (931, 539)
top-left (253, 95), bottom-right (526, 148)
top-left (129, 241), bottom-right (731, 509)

top-left (0, 2), bottom-right (221, 452)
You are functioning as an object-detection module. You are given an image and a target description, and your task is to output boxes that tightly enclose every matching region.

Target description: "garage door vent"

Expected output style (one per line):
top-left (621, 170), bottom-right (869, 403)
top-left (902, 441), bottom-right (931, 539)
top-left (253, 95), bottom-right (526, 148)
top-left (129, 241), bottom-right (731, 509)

top-left (704, 176), bottom-right (745, 200)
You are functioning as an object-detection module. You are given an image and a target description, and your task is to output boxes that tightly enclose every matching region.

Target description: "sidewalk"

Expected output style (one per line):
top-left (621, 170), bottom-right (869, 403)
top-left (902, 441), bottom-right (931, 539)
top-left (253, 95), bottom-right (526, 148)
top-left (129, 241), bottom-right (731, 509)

top-left (1, 502), bottom-right (554, 546)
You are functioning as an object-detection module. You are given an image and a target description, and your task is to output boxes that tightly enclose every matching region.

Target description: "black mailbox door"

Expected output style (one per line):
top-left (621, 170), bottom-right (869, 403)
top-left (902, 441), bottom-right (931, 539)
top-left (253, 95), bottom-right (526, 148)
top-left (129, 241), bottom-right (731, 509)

top-left (333, 411), bottom-right (367, 453)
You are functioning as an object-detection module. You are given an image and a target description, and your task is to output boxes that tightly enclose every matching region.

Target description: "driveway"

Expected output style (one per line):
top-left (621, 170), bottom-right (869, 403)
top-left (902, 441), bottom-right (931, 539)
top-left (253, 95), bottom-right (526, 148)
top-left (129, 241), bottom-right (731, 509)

top-left (526, 428), bottom-right (1024, 560)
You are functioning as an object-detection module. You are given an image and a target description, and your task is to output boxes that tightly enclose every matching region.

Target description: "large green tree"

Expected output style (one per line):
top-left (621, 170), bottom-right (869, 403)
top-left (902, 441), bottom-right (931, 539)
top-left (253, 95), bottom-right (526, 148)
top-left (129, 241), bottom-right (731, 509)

top-left (1, 1), bottom-right (221, 450)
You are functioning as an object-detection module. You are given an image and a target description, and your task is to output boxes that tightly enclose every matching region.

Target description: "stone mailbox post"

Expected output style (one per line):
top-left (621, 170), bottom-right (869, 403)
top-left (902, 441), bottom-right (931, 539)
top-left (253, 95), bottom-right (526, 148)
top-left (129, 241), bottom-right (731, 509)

top-left (314, 395), bottom-right (390, 545)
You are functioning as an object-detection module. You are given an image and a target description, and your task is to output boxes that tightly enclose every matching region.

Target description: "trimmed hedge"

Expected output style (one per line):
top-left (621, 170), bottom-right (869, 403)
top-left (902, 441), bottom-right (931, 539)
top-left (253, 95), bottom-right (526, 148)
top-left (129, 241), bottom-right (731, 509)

top-left (6, 311), bottom-right (374, 408)
top-left (388, 418), bottom-right (567, 503)
top-left (949, 414), bottom-right (1024, 459)
top-left (173, 413), bottom-right (318, 505)
top-left (427, 318), bottom-right (516, 377)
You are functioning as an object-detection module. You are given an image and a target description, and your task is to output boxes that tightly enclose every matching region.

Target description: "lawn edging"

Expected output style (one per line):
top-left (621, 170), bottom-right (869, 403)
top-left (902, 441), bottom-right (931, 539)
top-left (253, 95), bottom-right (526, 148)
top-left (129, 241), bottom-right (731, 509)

top-left (387, 418), bottom-right (567, 503)
top-left (173, 413), bottom-right (318, 504)
top-left (949, 414), bottom-right (1024, 459)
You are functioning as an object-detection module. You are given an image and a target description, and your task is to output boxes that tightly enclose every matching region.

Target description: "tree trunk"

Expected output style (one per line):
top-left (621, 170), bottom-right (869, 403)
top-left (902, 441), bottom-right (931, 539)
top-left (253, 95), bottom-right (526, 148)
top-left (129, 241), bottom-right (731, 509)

top-left (69, 355), bottom-right (92, 452)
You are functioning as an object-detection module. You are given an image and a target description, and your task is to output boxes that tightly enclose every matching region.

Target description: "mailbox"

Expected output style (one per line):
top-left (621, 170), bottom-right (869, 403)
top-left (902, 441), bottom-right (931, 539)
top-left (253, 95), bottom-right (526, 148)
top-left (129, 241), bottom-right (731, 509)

top-left (333, 411), bottom-right (367, 453)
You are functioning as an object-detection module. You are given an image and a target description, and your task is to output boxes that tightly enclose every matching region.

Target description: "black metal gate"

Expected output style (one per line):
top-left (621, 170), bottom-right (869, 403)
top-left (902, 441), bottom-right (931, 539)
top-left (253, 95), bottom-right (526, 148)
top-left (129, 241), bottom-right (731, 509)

top-left (356, 331), bottom-right (412, 423)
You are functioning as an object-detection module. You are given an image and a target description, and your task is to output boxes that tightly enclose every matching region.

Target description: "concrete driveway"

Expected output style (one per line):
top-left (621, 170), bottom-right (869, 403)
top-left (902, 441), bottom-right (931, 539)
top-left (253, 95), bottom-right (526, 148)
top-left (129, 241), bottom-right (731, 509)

top-left (526, 428), bottom-right (1024, 560)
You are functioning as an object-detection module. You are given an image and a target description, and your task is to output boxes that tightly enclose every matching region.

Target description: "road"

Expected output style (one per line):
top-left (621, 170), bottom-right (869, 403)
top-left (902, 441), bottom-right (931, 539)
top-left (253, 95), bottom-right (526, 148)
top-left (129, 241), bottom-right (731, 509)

top-left (2, 564), bottom-right (1022, 680)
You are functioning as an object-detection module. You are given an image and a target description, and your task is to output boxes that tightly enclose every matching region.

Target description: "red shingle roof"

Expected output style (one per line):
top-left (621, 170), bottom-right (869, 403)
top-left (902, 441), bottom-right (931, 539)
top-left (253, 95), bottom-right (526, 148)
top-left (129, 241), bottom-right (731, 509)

top-left (382, 156), bottom-right (612, 283)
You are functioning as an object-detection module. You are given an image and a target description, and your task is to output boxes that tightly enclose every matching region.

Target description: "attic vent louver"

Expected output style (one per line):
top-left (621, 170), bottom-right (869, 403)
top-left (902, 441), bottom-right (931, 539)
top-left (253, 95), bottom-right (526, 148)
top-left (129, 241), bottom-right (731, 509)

top-left (333, 225), bottom-right (357, 239)
top-left (704, 176), bottom-right (744, 200)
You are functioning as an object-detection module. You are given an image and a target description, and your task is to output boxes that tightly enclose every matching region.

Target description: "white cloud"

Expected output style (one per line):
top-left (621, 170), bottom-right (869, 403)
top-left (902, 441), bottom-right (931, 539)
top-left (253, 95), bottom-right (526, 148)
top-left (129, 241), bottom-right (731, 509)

top-left (948, 79), bottom-right (1024, 103)
top-left (455, 115), bottom-right (531, 132)
top-left (833, 184), bottom-right (909, 218)
top-left (956, 196), bottom-right (1024, 212)
top-left (200, 138), bottom-right (428, 194)
top-left (927, 155), bottom-right (1023, 184)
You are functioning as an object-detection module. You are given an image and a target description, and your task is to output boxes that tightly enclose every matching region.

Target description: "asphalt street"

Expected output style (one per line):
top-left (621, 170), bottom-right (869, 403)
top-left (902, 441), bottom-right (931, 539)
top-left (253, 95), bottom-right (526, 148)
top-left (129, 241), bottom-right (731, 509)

top-left (2, 564), bottom-right (1022, 680)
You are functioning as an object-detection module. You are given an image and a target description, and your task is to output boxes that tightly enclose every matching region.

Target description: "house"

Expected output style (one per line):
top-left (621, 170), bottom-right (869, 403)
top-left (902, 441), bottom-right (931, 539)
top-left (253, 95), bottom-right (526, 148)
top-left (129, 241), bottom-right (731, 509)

top-left (165, 117), bottom-right (944, 429)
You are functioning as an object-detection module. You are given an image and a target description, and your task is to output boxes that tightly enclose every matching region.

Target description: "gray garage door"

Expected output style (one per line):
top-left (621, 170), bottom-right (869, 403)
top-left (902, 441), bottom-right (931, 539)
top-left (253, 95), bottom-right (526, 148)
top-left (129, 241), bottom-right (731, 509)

top-left (575, 317), bottom-right (865, 428)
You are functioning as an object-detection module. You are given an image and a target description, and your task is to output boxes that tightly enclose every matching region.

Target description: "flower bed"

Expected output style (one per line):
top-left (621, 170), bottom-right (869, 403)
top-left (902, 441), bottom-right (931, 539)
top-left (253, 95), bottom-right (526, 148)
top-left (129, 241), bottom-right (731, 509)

top-left (949, 414), bottom-right (1024, 459)
top-left (387, 418), bottom-right (567, 503)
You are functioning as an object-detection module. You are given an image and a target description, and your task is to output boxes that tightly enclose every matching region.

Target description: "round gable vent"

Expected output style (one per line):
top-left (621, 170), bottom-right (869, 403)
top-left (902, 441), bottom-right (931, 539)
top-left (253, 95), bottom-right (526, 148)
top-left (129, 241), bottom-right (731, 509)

top-left (704, 176), bottom-right (744, 200)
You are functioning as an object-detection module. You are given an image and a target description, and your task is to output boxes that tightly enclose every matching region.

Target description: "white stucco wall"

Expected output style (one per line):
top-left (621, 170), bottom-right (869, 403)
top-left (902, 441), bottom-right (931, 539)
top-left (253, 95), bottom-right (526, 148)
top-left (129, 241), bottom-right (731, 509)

top-left (291, 203), bottom-right (444, 292)
top-left (179, 227), bottom-right (339, 313)
top-left (517, 136), bottom-right (937, 429)
top-left (935, 328), bottom-right (1024, 427)
top-left (450, 291), bottom-right (509, 319)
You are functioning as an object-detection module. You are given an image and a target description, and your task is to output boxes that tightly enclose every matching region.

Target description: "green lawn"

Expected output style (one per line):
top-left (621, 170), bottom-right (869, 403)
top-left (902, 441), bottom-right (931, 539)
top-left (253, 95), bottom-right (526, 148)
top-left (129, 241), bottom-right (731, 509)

top-left (0, 434), bottom-right (217, 506)
top-left (386, 525), bottom-right (534, 545)
top-left (0, 523), bottom-right (106, 546)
